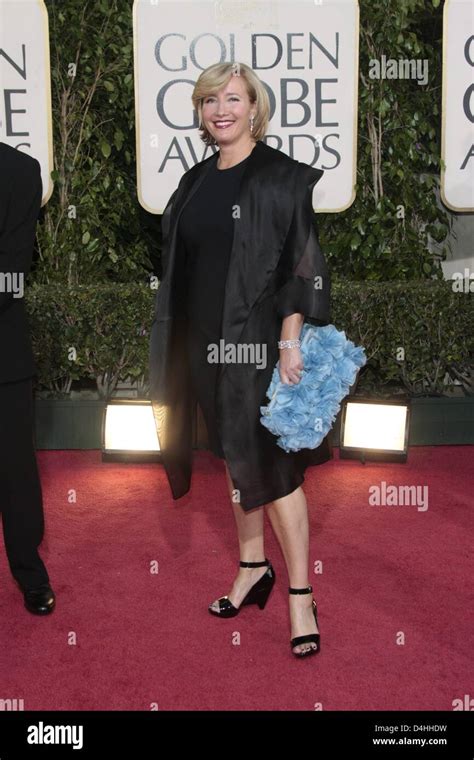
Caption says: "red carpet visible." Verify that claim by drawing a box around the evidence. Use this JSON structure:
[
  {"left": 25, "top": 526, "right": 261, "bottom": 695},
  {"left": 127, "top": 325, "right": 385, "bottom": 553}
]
[{"left": 0, "top": 446, "right": 472, "bottom": 711}]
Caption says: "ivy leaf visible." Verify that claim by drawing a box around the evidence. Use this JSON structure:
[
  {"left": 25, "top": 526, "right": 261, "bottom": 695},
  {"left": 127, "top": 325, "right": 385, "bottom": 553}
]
[
  {"left": 350, "top": 233, "right": 362, "bottom": 250},
  {"left": 101, "top": 140, "right": 111, "bottom": 158},
  {"left": 114, "top": 130, "right": 124, "bottom": 151},
  {"left": 86, "top": 239, "right": 100, "bottom": 253}
]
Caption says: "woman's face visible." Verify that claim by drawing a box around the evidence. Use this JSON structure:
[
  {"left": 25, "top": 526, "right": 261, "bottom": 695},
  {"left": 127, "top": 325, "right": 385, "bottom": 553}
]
[{"left": 201, "top": 76, "right": 256, "bottom": 147}]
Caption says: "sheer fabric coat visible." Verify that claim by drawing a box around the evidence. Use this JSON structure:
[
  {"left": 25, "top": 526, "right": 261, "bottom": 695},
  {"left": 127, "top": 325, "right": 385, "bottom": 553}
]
[{"left": 149, "top": 139, "right": 332, "bottom": 511}]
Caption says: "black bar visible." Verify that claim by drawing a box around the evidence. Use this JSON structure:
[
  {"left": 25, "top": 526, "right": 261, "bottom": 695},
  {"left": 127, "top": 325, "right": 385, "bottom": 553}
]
[{"left": 0, "top": 710, "right": 472, "bottom": 757}]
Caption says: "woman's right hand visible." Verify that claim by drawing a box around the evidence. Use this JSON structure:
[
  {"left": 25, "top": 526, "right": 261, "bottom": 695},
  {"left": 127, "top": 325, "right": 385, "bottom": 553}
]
[{"left": 279, "top": 346, "right": 304, "bottom": 385}]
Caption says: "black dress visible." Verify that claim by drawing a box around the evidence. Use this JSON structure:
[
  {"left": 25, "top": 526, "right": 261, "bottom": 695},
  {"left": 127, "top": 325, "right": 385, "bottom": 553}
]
[{"left": 178, "top": 154, "right": 250, "bottom": 458}]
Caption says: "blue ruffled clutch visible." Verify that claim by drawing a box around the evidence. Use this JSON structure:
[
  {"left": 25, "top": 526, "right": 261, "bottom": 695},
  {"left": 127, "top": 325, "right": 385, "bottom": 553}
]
[{"left": 260, "top": 323, "right": 367, "bottom": 453}]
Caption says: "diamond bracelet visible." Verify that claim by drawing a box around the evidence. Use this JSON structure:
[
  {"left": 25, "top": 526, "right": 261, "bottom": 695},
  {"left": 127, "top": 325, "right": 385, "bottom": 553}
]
[{"left": 278, "top": 339, "right": 301, "bottom": 349}]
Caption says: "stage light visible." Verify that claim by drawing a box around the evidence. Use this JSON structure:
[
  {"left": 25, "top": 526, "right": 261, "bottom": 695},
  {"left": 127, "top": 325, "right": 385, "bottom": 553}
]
[
  {"left": 339, "top": 398, "right": 410, "bottom": 463},
  {"left": 101, "top": 400, "right": 161, "bottom": 462}
]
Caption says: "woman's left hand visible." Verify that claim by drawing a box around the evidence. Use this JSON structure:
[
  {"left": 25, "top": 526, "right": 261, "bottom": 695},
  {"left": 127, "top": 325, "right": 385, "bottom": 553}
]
[{"left": 279, "top": 346, "right": 304, "bottom": 385}]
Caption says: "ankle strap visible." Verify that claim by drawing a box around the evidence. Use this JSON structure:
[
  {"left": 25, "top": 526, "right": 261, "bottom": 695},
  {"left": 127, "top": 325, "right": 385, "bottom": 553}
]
[
  {"left": 289, "top": 585, "right": 313, "bottom": 594},
  {"left": 240, "top": 558, "right": 269, "bottom": 568}
]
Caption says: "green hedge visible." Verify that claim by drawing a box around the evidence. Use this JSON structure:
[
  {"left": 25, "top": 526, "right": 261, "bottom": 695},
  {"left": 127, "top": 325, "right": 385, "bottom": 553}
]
[{"left": 26, "top": 280, "right": 473, "bottom": 399}]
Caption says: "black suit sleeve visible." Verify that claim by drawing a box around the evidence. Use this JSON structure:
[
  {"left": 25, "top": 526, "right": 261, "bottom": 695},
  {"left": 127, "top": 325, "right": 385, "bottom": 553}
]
[{"left": 0, "top": 157, "right": 42, "bottom": 314}]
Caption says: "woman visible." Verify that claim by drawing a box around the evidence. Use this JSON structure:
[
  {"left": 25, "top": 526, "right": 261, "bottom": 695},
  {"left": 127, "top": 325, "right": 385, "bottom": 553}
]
[{"left": 149, "top": 62, "right": 331, "bottom": 658}]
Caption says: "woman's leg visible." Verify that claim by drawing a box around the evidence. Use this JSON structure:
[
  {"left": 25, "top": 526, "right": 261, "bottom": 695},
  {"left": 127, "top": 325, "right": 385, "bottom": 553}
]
[
  {"left": 266, "top": 486, "right": 319, "bottom": 655},
  {"left": 209, "top": 461, "right": 267, "bottom": 611}
]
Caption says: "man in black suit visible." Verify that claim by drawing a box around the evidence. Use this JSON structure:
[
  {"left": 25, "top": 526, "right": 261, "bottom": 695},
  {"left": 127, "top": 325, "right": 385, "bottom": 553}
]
[{"left": 0, "top": 142, "right": 55, "bottom": 614}]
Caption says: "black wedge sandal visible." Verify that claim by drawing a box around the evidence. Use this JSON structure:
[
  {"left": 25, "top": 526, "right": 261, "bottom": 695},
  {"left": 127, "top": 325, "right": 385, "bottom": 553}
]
[
  {"left": 208, "top": 559, "right": 276, "bottom": 618},
  {"left": 289, "top": 585, "right": 321, "bottom": 657}
]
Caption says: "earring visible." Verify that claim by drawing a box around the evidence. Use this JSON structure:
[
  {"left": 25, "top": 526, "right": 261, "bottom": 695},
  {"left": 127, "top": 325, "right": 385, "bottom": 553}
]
[{"left": 250, "top": 114, "right": 254, "bottom": 133}]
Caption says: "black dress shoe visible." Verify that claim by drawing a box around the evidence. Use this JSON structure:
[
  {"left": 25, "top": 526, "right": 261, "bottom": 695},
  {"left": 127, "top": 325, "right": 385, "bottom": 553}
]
[{"left": 23, "top": 583, "right": 56, "bottom": 615}]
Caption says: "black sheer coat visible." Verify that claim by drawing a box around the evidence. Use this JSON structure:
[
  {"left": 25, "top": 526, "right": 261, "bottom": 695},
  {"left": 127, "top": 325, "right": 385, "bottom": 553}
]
[{"left": 149, "top": 139, "right": 332, "bottom": 511}]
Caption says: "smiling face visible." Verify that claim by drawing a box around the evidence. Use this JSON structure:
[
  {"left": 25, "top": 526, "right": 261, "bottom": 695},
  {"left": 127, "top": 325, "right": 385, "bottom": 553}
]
[{"left": 201, "top": 75, "right": 256, "bottom": 147}]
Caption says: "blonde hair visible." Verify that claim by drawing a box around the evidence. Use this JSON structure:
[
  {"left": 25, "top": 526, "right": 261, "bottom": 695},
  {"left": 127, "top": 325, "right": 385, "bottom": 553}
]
[{"left": 191, "top": 62, "right": 270, "bottom": 145}]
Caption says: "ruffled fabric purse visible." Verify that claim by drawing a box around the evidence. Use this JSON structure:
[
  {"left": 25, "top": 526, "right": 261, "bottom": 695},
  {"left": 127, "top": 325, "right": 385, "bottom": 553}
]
[{"left": 260, "top": 323, "right": 367, "bottom": 453}]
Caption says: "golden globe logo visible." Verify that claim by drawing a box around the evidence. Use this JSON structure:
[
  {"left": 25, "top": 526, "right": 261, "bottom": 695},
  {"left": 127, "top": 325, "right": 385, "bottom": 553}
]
[
  {"left": 441, "top": 0, "right": 474, "bottom": 211},
  {"left": 0, "top": 0, "right": 53, "bottom": 202},
  {"left": 133, "top": 0, "right": 359, "bottom": 214}
]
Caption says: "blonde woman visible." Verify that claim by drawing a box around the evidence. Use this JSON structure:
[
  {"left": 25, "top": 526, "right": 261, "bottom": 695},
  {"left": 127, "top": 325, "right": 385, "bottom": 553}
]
[{"left": 150, "top": 62, "right": 331, "bottom": 657}]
